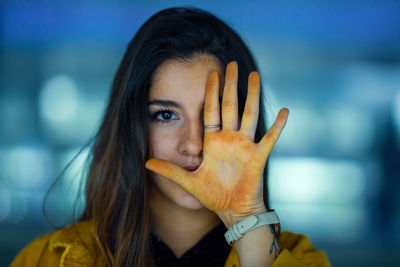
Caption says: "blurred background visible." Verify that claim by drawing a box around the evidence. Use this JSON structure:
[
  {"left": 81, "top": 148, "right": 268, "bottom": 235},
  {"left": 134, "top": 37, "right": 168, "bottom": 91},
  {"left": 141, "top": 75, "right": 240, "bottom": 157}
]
[{"left": 1, "top": 0, "right": 399, "bottom": 266}]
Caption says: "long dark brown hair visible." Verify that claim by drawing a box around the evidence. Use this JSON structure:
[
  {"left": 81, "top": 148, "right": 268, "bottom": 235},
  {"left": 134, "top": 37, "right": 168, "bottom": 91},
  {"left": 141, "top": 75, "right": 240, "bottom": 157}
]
[{"left": 47, "top": 7, "right": 270, "bottom": 266}]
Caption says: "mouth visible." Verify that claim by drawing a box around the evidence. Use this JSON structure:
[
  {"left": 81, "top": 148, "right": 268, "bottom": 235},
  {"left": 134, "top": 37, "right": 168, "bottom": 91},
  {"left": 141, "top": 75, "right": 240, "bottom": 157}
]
[{"left": 183, "top": 165, "right": 200, "bottom": 172}]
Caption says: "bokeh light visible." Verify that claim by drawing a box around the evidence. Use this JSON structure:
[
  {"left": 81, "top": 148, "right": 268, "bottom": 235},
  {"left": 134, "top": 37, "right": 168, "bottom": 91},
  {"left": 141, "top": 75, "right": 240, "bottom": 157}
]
[
  {"left": 2, "top": 146, "right": 52, "bottom": 190},
  {"left": 39, "top": 74, "right": 79, "bottom": 123},
  {"left": 270, "top": 157, "right": 365, "bottom": 205}
]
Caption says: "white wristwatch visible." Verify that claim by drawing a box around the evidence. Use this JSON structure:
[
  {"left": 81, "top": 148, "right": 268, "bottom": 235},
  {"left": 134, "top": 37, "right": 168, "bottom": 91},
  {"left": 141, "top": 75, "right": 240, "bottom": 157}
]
[{"left": 224, "top": 210, "right": 280, "bottom": 245}]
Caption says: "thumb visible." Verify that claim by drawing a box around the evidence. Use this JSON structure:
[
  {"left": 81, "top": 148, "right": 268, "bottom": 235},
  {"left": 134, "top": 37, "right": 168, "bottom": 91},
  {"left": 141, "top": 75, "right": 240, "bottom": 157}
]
[{"left": 145, "top": 159, "right": 195, "bottom": 193}]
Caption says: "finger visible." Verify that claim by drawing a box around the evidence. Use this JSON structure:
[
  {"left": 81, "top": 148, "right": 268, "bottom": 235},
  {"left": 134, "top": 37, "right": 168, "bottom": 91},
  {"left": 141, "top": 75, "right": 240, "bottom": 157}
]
[
  {"left": 240, "top": 72, "right": 260, "bottom": 140},
  {"left": 222, "top": 61, "right": 238, "bottom": 131},
  {"left": 204, "top": 71, "right": 221, "bottom": 132},
  {"left": 145, "top": 159, "right": 195, "bottom": 193},
  {"left": 258, "top": 108, "right": 289, "bottom": 157}
]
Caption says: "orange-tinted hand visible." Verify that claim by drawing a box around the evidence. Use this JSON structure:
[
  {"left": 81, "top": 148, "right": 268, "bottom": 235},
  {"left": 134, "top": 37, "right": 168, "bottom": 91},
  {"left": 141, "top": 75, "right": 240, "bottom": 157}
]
[{"left": 145, "top": 62, "right": 288, "bottom": 226}]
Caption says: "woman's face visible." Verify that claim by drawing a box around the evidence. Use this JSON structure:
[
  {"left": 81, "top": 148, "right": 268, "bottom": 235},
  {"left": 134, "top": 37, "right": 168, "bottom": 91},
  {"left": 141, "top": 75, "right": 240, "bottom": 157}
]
[{"left": 148, "top": 54, "right": 224, "bottom": 210}]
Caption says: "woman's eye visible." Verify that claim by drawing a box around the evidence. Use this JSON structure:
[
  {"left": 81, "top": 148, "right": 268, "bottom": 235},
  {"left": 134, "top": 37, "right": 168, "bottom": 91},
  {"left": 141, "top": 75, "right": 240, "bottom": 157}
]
[{"left": 153, "top": 110, "right": 177, "bottom": 122}]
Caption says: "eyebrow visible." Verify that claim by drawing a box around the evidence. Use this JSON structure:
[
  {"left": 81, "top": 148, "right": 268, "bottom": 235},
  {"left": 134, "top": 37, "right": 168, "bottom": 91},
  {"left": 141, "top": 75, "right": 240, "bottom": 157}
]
[
  {"left": 148, "top": 99, "right": 182, "bottom": 108},
  {"left": 148, "top": 97, "right": 223, "bottom": 108}
]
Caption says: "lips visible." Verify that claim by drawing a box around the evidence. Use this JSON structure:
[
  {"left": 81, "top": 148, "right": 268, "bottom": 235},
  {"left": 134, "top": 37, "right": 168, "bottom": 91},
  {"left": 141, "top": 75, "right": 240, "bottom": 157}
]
[{"left": 183, "top": 165, "right": 200, "bottom": 172}]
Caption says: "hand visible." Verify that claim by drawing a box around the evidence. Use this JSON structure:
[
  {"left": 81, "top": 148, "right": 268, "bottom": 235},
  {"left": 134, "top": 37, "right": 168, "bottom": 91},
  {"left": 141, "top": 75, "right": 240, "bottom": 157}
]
[{"left": 145, "top": 61, "right": 288, "bottom": 227}]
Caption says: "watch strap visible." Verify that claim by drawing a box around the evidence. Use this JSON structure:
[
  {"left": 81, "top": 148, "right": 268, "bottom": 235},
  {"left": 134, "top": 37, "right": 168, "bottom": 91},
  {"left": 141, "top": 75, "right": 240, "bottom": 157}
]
[{"left": 224, "top": 211, "right": 280, "bottom": 245}]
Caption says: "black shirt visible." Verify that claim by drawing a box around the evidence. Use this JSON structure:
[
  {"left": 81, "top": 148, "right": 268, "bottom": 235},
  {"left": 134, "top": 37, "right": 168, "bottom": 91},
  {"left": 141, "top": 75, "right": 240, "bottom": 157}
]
[{"left": 150, "top": 222, "right": 232, "bottom": 267}]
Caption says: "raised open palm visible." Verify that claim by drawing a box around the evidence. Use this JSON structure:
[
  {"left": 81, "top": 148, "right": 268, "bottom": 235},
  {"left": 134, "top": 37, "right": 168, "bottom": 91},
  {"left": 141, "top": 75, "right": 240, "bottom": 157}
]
[{"left": 146, "top": 61, "right": 288, "bottom": 224}]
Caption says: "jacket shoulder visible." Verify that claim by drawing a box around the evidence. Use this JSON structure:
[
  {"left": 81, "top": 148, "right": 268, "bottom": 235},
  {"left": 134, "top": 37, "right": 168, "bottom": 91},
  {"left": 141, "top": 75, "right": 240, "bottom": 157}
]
[
  {"left": 10, "top": 221, "right": 102, "bottom": 267},
  {"left": 10, "top": 232, "right": 53, "bottom": 267},
  {"left": 224, "top": 231, "right": 331, "bottom": 267}
]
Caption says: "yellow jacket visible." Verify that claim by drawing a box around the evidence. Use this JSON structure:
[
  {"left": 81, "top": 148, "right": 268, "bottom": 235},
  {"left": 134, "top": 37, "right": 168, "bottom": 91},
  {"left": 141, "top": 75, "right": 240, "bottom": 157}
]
[{"left": 11, "top": 221, "right": 331, "bottom": 266}]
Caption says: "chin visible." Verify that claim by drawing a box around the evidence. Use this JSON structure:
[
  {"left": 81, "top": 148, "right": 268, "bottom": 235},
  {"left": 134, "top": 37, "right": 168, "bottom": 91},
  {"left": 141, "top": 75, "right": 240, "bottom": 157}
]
[
  {"left": 177, "top": 192, "right": 205, "bottom": 210},
  {"left": 150, "top": 174, "right": 205, "bottom": 210}
]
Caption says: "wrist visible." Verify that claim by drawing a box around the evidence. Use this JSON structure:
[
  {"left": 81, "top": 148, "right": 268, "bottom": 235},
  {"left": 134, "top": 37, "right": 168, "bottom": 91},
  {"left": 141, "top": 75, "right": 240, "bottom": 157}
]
[
  {"left": 233, "top": 225, "right": 278, "bottom": 267},
  {"left": 233, "top": 224, "right": 274, "bottom": 249}
]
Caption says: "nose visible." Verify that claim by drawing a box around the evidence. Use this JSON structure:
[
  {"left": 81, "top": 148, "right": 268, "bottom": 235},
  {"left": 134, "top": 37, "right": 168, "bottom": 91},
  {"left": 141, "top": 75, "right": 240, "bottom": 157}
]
[{"left": 178, "top": 119, "right": 204, "bottom": 156}]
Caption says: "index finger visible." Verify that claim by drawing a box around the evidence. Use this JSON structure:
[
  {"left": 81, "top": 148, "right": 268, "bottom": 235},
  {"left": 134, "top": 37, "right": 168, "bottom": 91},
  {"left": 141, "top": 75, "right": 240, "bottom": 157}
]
[{"left": 258, "top": 108, "right": 289, "bottom": 156}]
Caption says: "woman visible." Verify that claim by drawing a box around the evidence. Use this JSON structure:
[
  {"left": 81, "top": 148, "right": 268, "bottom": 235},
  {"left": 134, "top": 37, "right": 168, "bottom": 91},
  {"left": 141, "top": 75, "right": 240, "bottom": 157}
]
[{"left": 11, "top": 7, "right": 330, "bottom": 266}]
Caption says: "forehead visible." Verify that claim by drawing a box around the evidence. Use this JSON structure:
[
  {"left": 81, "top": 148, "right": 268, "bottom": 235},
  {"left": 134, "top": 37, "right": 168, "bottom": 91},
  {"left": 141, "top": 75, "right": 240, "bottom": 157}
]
[{"left": 149, "top": 55, "right": 224, "bottom": 102}]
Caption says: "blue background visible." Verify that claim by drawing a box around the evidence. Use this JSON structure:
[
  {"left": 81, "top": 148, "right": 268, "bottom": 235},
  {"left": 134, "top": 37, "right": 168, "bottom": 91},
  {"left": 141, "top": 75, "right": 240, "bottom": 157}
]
[{"left": 1, "top": 0, "right": 400, "bottom": 266}]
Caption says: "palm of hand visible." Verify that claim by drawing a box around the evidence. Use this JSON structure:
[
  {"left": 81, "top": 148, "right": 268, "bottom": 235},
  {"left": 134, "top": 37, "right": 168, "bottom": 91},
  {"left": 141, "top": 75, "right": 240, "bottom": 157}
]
[{"left": 195, "top": 130, "right": 266, "bottom": 214}]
